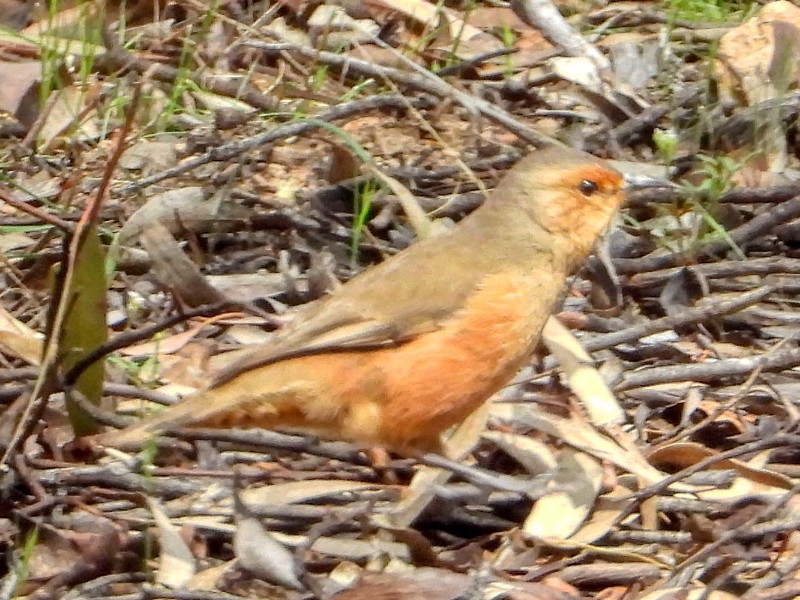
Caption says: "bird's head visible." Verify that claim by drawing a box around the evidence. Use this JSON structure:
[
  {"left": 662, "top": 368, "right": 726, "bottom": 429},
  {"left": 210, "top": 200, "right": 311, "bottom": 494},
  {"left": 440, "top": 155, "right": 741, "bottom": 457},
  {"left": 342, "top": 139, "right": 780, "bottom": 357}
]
[{"left": 493, "top": 145, "right": 627, "bottom": 265}]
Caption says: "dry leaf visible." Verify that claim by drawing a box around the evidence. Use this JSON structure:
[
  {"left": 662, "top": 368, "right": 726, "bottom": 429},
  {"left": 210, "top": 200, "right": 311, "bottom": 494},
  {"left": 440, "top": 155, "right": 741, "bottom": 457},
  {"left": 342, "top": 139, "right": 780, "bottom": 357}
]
[
  {"left": 541, "top": 317, "right": 624, "bottom": 426},
  {"left": 147, "top": 497, "right": 196, "bottom": 588},
  {"left": 523, "top": 448, "right": 603, "bottom": 540},
  {"left": 0, "top": 305, "right": 43, "bottom": 365},
  {"left": 0, "top": 60, "right": 40, "bottom": 125},
  {"left": 494, "top": 403, "right": 665, "bottom": 484},
  {"left": 242, "top": 480, "right": 383, "bottom": 507},
  {"left": 234, "top": 491, "right": 304, "bottom": 590},
  {"left": 648, "top": 442, "right": 794, "bottom": 494}
]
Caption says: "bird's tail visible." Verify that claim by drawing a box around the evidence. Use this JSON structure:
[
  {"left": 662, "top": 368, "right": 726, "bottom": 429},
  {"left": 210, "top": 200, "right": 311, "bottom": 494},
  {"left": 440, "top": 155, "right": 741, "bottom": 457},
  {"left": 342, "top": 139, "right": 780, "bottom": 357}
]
[
  {"left": 93, "top": 364, "right": 299, "bottom": 447},
  {"left": 92, "top": 387, "right": 226, "bottom": 449}
]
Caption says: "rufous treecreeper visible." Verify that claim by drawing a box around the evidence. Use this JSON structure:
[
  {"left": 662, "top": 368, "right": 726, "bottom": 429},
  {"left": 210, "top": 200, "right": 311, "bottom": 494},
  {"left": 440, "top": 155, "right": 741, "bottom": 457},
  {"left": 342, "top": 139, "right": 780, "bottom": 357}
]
[{"left": 96, "top": 145, "right": 626, "bottom": 454}]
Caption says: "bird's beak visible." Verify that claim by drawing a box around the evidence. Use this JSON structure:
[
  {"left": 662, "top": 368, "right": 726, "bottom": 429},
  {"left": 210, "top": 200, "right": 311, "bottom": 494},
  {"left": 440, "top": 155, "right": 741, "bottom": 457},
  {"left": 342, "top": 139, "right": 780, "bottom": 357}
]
[{"left": 622, "top": 173, "right": 677, "bottom": 192}]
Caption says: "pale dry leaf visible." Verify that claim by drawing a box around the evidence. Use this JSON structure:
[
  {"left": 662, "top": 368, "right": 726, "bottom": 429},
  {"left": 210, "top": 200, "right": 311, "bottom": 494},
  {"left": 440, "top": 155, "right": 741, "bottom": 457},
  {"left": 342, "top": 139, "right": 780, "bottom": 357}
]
[
  {"left": 264, "top": 16, "right": 312, "bottom": 48},
  {"left": 640, "top": 493, "right": 660, "bottom": 532},
  {"left": 468, "top": 6, "right": 528, "bottom": 29},
  {"left": 0, "top": 305, "right": 43, "bottom": 365},
  {"left": 0, "top": 331, "right": 42, "bottom": 366},
  {"left": 169, "top": 521, "right": 413, "bottom": 563},
  {"left": 548, "top": 56, "right": 603, "bottom": 93},
  {"left": 120, "top": 313, "right": 241, "bottom": 357},
  {"left": 234, "top": 496, "right": 303, "bottom": 590},
  {"left": 368, "top": 0, "right": 484, "bottom": 43},
  {"left": 140, "top": 222, "right": 225, "bottom": 307},
  {"left": 119, "top": 186, "right": 248, "bottom": 244},
  {"left": 648, "top": 443, "right": 794, "bottom": 498},
  {"left": 482, "top": 431, "right": 557, "bottom": 475},
  {"left": 222, "top": 323, "right": 275, "bottom": 346},
  {"left": 241, "top": 480, "right": 383, "bottom": 508},
  {"left": 0, "top": 230, "right": 35, "bottom": 253},
  {"left": 541, "top": 317, "right": 624, "bottom": 426},
  {"left": 308, "top": 3, "right": 381, "bottom": 48},
  {"left": 328, "top": 560, "right": 363, "bottom": 589},
  {"left": 331, "top": 568, "right": 472, "bottom": 600},
  {"left": 522, "top": 448, "right": 602, "bottom": 540},
  {"left": 302, "top": 534, "right": 411, "bottom": 562},
  {"left": 485, "top": 579, "right": 585, "bottom": 600},
  {"left": 0, "top": 60, "right": 40, "bottom": 123},
  {"left": 569, "top": 483, "right": 636, "bottom": 545},
  {"left": 118, "top": 186, "right": 203, "bottom": 243},
  {"left": 25, "top": 528, "right": 80, "bottom": 583},
  {"left": 602, "top": 34, "right": 660, "bottom": 90},
  {"left": 379, "top": 466, "right": 449, "bottom": 530},
  {"left": 494, "top": 404, "right": 665, "bottom": 484},
  {"left": 186, "top": 560, "right": 236, "bottom": 591},
  {"left": 147, "top": 497, "right": 196, "bottom": 588},
  {"left": 191, "top": 90, "right": 256, "bottom": 115},
  {"left": 10, "top": 169, "right": 61, "bottom": 203},
  {"left": 119, "top": 139, "right": 178, "bottom": 175},
  {"left": 21, "top": 0, "right": 105, "bottom": 41},
  {"left": 37, "top": 86, "right": 102, "bottom": 150},
  {"left": 442, "top": 395, "right": 492, "bottom": 460}
]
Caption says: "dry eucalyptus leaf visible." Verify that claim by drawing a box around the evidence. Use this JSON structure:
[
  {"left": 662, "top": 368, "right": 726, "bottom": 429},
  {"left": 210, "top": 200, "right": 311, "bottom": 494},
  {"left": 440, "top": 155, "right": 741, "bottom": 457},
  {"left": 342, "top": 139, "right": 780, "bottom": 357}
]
[
  {"left": 370, "top": 0, "right": 500, "bottom": 58},
  {"left": 381, "top": 402, "right": 490, "bottom": 529},
  {"left": 191, "top": 90, "right": 256, "bottom": 115},
  {"left": 308, "top": 3, "right": 380, "bottom": 48},
  {"left": 241, "top": 480, "right": 382, "bottom": 508},
  {"left": 522, "top": 448, "right": 602, "bottom": 540},
  {"left": 119, "top": 186, "right": 247, "bottom": 244},
  {"left": 140, "top": 222, "right": 225, "bottom": 307},
  {"left": 548, "top": 56, "right": 603, "bottom": 93},
  {"left": 0, "top": 231, "right": 35, "bottom": 253},
  {"left": 648, "top": 442, "right": 794, "bottom": 496},
  {"left": 570, "top": 483, "right": 635, "bottom": 545},
  {"left": 186, "top": 560, "right": 236, "bottom": 591},
  {"left": 275, "top": 533, "right": 411, "bottom": 562},
  {"left": 119, "top": 313, "right": 235, "bottom": 357},
  {"left": 0, "top": 305, "right": 43, "bottom": 365},
  {"left": 378, "top": 466, "right": 450, "bottom": 530},
  {"left": 37, "top": 85, "right": 103, "bottom": 150},
  {"left": 541, "top": 317, "right": 624, "bottom": 426},
  {"left": 603, "top": 34, "right": 659, "bottom": 91},
  {"left": 147, "top": 497, "right": 196, "bottom": 588},
  {"left": 119, "top": 139, "right": 178, "bottom": 175},
  {"left": 234, "top": 495, "right": 304, "bottom": 590},
  {"left": 205, "top": 273, "right": 288, "bottom": 303},
  {"left": 483, "top": 431, "right": 557, "bottom": 475},
  {"left": 0, "top": 60, "right": 40, "bottom": 125},
  {"left": 494, "top": 404, "right": 664, "bottom": 485}
]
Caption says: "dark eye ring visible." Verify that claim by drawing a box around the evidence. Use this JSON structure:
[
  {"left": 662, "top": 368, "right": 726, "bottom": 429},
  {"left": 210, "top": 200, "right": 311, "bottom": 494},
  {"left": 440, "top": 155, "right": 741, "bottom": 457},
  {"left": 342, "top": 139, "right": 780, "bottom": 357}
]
[{"left": 578, "top": 179, "right": 599, "bottom": 196}]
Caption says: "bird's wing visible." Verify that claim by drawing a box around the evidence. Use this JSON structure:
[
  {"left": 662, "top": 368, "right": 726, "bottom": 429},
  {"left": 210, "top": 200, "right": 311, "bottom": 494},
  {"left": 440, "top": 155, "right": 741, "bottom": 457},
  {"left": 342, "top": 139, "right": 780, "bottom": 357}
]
[
  {"left": 211, "top": 236, "right": 484, "bottom": 386},
  {"left": 212, "top": 230, "right": 494, "bottom": 386},
  {"left": 210, "top": 315, "right": 432, "bottom": 386}
]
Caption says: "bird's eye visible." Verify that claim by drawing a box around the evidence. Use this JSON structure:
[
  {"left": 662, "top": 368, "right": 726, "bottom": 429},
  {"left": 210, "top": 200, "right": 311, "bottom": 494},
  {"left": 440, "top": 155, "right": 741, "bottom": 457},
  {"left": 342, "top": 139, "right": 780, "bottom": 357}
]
[{"left": 578, "top": 179, "right": 599, "bottom": 196}]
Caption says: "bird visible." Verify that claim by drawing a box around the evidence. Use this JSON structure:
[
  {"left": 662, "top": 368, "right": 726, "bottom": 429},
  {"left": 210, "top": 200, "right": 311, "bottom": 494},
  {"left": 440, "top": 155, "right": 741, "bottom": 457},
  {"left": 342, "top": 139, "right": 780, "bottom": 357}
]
[{"left": 96, "top": 145, "right": 626, "bottom": 454}]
